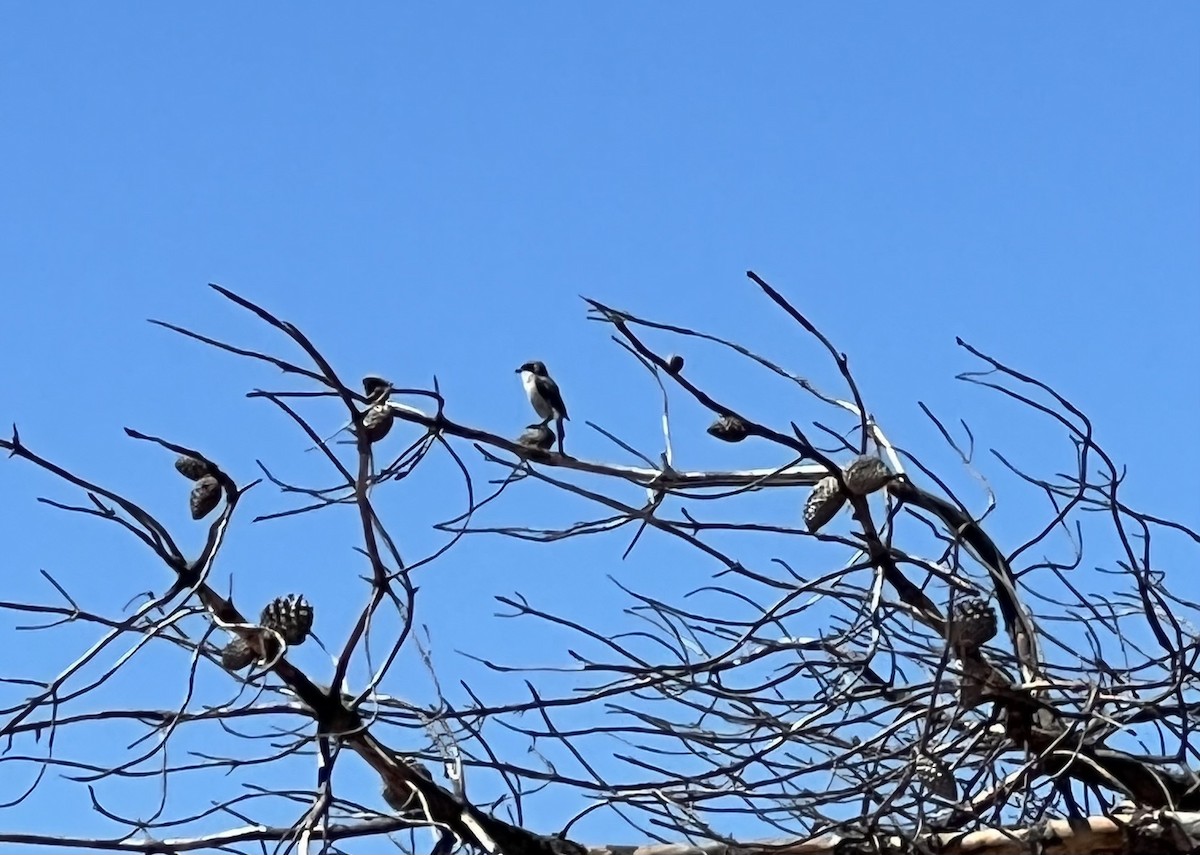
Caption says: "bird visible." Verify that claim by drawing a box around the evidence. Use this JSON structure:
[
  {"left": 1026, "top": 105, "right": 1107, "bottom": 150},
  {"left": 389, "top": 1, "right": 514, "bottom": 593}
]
[
  {"left": 516, "top": 361, "right": 568, "bottom": 453},
  {"left": 362, "top": 374, "right": 393, "bottom": 400},
  {"left": 306, "top": 376, "right": 395, "bottom": 453}
]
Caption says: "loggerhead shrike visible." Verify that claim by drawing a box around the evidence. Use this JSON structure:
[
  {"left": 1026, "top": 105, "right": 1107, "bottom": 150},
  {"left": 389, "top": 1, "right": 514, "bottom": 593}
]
[{"left": 516, "top": 361, "right": 568, "bottom": 453}]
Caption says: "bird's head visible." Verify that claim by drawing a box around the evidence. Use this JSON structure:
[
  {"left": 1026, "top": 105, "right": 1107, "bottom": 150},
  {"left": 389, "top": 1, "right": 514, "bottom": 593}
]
[
  {"left": 516, "top": 360, "right": 547, "bottom": 376},
  {"left": 362, "top": 375, "right": 393, "bottom": 400}
]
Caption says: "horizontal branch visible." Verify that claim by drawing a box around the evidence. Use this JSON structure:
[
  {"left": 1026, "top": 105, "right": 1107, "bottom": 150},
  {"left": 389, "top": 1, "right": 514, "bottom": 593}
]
[
  {"left": 3, "top": 809, "right": 1194, "bottom": 854},
  {"left": 381, "top": 400, "right": 830, "bottom": 490}
]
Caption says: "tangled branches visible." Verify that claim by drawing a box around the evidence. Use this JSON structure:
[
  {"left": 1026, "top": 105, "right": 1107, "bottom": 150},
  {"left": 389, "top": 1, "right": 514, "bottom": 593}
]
[{"left": 0, "top": 272, "right": 1197, "bottom": 854}]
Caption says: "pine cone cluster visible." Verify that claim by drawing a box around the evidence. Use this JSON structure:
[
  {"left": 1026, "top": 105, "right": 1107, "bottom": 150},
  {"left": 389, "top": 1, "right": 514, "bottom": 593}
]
[
  {"left": 218, "top": 594, "right": 315, "bottom": 672},
  {"left": 803, "top": 455, "right": 894, "bottom": 532},
  {"left": 173, "top": 455, "right": 222, "bottom": 520}
]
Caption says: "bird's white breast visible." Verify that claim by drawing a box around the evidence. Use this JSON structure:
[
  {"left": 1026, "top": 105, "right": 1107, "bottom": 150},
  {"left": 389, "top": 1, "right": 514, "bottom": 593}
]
[{"left": 521, "top": 370, "right": 555, "bottom": 419}]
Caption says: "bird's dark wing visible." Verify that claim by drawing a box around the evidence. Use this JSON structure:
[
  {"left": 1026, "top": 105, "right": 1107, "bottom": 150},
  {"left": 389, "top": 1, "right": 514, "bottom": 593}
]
[{"left": 535, "top": 375, "right": 568, "bottom": 420}]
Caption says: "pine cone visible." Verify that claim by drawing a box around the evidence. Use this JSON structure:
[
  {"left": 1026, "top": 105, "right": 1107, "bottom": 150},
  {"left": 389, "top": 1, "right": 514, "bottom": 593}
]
[
  {"left": 174, "top": 455, "right": 212, "bottom": 481},
  {"left": 913, "top": 754, "right": 959, "bottom": 800},
  {"left": 707, "top": 414, "right": 750, "bottom": 443},
  {"left": 803, "top": 476, "right": 845, "bottom": 532},
  {"left": 260, "top": 594, "right": 314, "bottom": 646},
  {"left": 220, "top": 637, "right": 256, "bottom": 671},
  {"left": 516, "top": 423, "right": 554, "bottom": 451},
  {"left": 666, "top": 354, "right": 685, "bottom": 374},
  {"left": 361, "top": 404, "right": 394, "bottom": 443},
  {"left": 189, "top": 475, "right": 221, "bottom": 520},
  {"left": 842, "top": 455, "right": 892, "bottom": 496},
  {"left": 949, "top": 597, "right": 998, "bottom": 654}
]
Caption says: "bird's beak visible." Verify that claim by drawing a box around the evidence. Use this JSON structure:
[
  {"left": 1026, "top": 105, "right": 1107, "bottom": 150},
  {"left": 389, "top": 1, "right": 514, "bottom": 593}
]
[{"left": 514, "top": 368, "right": 522, "bottom": 373}]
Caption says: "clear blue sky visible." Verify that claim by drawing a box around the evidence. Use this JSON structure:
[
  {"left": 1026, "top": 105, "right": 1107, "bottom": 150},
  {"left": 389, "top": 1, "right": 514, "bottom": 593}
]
[{"left": 0, "top": 4, "right": 1197, "bottom": 851}]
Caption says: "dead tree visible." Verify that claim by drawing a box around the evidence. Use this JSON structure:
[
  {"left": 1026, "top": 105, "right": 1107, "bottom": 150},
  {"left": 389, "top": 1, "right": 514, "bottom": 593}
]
[{"left": 1, "top": 272, "right": 1197, "bottom": 854}]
